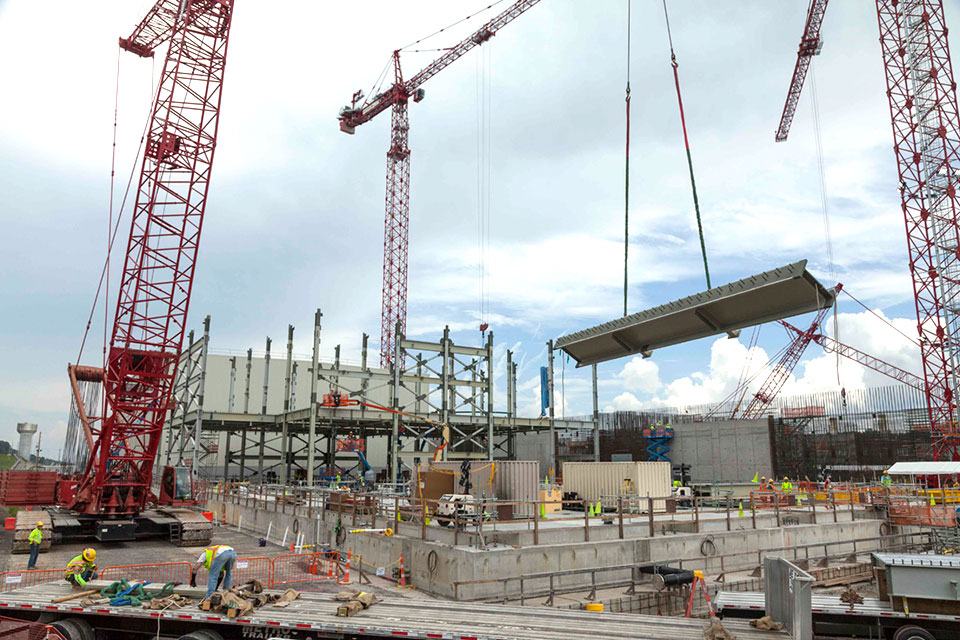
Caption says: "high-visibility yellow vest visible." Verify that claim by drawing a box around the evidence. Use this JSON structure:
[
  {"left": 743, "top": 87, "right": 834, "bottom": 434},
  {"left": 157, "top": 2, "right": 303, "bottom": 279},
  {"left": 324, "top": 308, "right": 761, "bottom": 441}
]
[
  {"left": 28, "top": 527, "right": 42, "bottom": 545},
  {"left": 201, "top": 545, "right": 233, "bottom": 570}
]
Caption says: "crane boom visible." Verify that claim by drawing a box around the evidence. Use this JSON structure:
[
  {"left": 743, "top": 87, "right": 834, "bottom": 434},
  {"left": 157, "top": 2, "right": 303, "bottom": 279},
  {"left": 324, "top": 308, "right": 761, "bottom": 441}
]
[
  {"left": 775, "top": 0, "right": 829, "bottom": 142},
  {"left": 876, "top": 0, "right": 960, "bottom": 460},
  {"left": 69, "top": 0, "right": 235, "bottom": 516},
  {"left": 783, "top": 321, "right": 935, "bottom": 398},
  {"left": 338, "top": 0, "right": 542, "bottom": 367}
]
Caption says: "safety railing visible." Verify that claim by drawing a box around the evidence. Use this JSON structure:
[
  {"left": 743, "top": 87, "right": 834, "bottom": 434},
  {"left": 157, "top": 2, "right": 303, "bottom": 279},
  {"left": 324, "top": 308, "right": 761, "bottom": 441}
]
[
  {"left": 0, "top": 613, "right": 68, "bottom": 640},
  {"left": 100, "top": 562, "right": 193, "bottom": 585},
  {"left": 0, "top": 569, "right": 65, "bottom": 593}
]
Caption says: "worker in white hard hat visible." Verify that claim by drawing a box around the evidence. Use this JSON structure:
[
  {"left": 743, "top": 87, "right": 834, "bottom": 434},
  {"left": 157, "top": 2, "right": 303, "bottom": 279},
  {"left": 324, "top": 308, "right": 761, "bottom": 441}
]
[{"left": 27, "top": 521, "right": 43, "bottom": 569}]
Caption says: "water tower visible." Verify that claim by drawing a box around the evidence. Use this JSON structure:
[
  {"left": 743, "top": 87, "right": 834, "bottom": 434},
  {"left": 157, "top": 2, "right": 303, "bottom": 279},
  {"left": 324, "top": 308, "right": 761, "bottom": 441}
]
[{"left": 16, "top": 423, "right": 37, "bottom": 460}]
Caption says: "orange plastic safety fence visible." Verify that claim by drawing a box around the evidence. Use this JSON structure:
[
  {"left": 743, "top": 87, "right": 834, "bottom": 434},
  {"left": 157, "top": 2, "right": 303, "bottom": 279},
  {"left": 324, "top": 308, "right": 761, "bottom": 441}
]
[
  {"left": 0, "top": 614, "right": 67, "bottom": 640},
  {"left": 0, "top": 570, "right": 65, "bottom": 593},
  {"left": 100, "top": 562, "right": 193, "bottom": 585},
  {"left": 195, "top": 555, "right": 272, "bottom": 589},
  {"left": 270, "top": 552, "right": 337, "bottom": 588}
]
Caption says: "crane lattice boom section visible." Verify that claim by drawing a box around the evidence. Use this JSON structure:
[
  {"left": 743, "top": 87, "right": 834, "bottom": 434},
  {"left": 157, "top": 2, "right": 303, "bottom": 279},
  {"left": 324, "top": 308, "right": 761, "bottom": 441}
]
[
  {"left": 775, "top": 0, "right": 829, "bottom": 142},
  {"left": 876, "top": 0, "right": 960, "bottom": 460},
  {"left": 69, "top": 0, "right": 234, "bottom": 516},
  {"left": 338, "top": 0, "right": 542, "bottom": 367},
  {"left": 741, "top": 298, "right": 837, "bottom": 419}
]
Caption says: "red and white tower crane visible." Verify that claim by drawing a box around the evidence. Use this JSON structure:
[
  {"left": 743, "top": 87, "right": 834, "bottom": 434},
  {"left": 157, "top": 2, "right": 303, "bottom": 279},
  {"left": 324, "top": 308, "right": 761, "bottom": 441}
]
[
  {"left": 68, "top": 0, "right": 235, "bottom": 518},
  {"left": 776, "top": 0, "right": 960, "bottom": 460},
  {"left": 338, "top": 0, "right": 542, "bottom": 367}
]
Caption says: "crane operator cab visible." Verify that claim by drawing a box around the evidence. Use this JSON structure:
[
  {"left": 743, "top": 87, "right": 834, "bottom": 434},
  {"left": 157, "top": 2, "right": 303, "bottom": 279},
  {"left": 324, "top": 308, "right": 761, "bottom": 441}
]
[{"left": 159, "top": 466, "right": 198, "bottom": 506}]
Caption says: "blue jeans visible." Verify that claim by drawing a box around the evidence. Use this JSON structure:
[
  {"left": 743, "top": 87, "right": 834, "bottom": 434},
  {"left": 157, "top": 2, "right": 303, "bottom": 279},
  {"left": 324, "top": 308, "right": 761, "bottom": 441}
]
[
  {"left": 206, "top": 549, "right": 236, "bottom": 597},
  {"left": 27, "top": 544, "right": 39, "bottom": 569}
]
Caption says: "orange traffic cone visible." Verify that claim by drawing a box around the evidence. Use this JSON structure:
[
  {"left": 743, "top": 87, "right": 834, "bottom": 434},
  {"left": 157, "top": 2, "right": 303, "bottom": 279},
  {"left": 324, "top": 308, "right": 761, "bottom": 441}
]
[
  {"left": 343, "top": 548, "right": 351, "bottom": 584},
  {"left": 399, "top": 553, "right": 406, "bottom": 587},
  {"left": 327, "top": 552, "right": 334, "bottom": 580}
]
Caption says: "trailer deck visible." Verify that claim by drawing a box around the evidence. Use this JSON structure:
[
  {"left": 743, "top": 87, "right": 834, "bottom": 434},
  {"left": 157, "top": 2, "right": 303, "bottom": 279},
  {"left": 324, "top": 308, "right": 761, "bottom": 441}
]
[
  {"left": 0, "top": 581, "right": 786, "bottom": 640},
  {"left": 717, "top": 590, "right": 960, "bottom": 638}
]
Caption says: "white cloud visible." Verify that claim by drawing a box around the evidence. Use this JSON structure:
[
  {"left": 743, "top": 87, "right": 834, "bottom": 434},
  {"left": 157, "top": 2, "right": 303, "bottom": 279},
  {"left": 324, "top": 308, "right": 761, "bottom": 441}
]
[{"left": 617, "top": 357, "right": 662, "bottom": 394}]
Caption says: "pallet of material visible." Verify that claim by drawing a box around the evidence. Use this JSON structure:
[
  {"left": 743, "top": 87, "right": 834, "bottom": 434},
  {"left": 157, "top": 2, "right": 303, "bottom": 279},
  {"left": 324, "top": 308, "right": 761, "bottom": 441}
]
[
  {"left": 11, "top": 510, "right": 52, "bottom": 553},
  {"left": 0, "top": 581, "right": 789, "bottom": 640}
]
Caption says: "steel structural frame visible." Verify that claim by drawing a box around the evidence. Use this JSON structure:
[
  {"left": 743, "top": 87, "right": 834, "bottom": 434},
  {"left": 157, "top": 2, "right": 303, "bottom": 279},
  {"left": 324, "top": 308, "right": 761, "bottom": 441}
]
[
  {"left": 775, "top": 0, "right": 830, "bottom": 142},
  {"left": 71, "top": 0, "right": 234, "bottom": 515},
  {"left": 338, "top": 1, "right": 542, "bottom": 367},
  {"left": 876, "top": 0, "right": 960, "bottom": 460},
  {"left": 162, "top": 317, "right": 594, "bottom": 484},
  {"left": 165, "top": 315, "right": 217, "bottom": 473}
]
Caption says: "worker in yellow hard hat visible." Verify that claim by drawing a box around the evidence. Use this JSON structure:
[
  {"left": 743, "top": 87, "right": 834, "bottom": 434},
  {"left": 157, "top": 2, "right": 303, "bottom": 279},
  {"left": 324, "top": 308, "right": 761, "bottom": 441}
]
[
  {"left": 65, "top": 548, "right": 97, "bottom": 589},
  {"left": 880, "top": 470, "right": 893, "bottom": 488},
  {"left": 27, "top": 521, "right": 43, "bottom": 570}
]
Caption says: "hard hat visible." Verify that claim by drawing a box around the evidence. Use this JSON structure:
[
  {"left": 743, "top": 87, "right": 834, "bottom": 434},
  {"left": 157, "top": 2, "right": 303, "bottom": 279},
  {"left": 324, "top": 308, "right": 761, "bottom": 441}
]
[
  {"left": 36, "top": 521, "right": 43, "bottom": 527},
  {"left": 783, "top": 477, "right": 788, "bottom": 481},
  {"left": 82, "top": 548, "right": 96, "bottom": 562}
]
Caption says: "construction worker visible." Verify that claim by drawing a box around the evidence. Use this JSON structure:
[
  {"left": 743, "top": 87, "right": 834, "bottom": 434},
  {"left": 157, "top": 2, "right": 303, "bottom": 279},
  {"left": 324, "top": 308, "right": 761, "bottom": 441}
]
[
  {"left": 193, "top": 544, "right": 237, "bottom": 599},
  {"left": 781, "top": 477, "right": 793, "bottom": 492},
  {"left": 27, "top": 521, "right": 43, "bottom": 569},
  {"left": 880, "top": 470, "right": 893, "bottom": 488},
  {"left": 672, "top": 479, "right": 682, "bottom": 489},
  {"left": 65, "top": 549, "right": 97, "bottom": 589}
]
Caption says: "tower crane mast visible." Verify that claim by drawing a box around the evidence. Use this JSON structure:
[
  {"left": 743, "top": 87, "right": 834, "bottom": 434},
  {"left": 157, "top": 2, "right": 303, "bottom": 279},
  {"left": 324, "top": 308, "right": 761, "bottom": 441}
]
[
  {"left": 339, "top": 0, "right": 542, "bottom": 367},
  {"left": 68, "top": 0, "right": 235, "bottom": 517}
]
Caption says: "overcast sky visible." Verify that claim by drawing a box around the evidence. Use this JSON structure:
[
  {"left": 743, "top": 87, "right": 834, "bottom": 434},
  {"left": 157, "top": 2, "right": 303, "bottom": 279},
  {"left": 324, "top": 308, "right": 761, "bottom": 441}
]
[{"left": 1, "top": 0, "right": 953, "bottom": 460}]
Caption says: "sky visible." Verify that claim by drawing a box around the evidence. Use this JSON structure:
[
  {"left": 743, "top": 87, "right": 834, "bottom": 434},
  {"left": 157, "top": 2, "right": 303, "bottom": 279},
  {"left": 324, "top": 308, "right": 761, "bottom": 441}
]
[{"left": 1, "top": 0, "right": 953, "bottom": 460}]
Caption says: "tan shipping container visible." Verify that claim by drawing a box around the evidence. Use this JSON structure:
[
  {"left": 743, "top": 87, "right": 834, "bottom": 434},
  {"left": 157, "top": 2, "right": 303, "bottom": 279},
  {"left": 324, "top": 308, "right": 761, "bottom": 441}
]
[
  {"left": 562, "top": 461, "right": 671, "bottom": 509},
  {"left": 427, "top": 460, "right": 539, "bottom": 518}
]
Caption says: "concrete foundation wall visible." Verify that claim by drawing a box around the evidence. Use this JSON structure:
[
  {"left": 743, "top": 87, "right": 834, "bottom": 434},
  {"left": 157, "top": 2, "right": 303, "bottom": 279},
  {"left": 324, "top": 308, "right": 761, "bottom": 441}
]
[
  {"left": 209, "top": 497, "right": 884, "bottom": 601},
  {"left": 670, "top": 419, "right": 773, "bottom": 483}
]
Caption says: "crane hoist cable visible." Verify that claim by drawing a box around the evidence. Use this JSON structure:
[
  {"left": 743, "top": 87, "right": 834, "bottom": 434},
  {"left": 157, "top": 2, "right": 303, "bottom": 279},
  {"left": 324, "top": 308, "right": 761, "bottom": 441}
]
[
  {"left": 623, "top": 0, "right": 632, "bottom": 316},
  {"left": 661, "top": 0, "right": 711, "bottom": 289},
  {"left": 76, "top": 54, "right": 156, "bottom": 367}
]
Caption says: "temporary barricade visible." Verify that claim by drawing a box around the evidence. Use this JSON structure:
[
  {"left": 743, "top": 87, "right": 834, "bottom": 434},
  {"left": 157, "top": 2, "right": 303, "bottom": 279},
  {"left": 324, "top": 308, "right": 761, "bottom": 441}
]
[
  {"left": 0, "top": 613, "right": 67, "bottom": 640},
  {"left": 100, "top": 562, "right": 193, "bottom": 586},
  {"left": 889, "top": 503, "right": 958, "bottom": 527},
  {"left": 270, "top": 552, "right": 337, "bottom": 588},
  {"left": 0, "top": 570, "right": 64, "bottom": 594},
  {"left": 195, "top": 555, "right": 273, "bottom": 589}
]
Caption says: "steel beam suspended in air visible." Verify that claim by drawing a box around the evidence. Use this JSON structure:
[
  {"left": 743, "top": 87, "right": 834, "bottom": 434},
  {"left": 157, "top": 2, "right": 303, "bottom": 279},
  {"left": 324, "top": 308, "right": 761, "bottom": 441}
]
[{"left": 775, "top": 0, "right": 830, "bottom": 142}]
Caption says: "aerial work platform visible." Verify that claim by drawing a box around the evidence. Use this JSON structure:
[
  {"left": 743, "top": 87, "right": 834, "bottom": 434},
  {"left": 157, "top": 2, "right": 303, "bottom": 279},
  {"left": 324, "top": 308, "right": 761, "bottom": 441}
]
[{"left": 557, "top": 260, "right": 835, "bottom": 366}]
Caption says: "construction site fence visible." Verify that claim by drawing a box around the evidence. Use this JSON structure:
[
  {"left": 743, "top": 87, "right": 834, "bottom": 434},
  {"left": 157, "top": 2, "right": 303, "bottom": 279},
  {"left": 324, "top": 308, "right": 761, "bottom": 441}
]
[
  {"left": 450, "top": 530, "right": 932, "bottom": 603},
  {"left": 0, "top": 613, "right": 68, "bottom": 640},
  {"left": 0, "top": 553, "right": 342, "bottom": 595},
  {"left": 101, "top": 562, "right": 193, "bottom": 585},
  {"left": 210, "top": 482, "right": 956, "bottom": 549}
]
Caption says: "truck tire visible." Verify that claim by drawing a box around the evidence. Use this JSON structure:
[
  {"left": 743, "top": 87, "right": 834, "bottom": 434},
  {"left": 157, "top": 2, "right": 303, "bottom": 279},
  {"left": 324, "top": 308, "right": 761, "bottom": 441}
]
[
  {"left": 178, "top": 630, "right": 224, "bottom": 640},
  {"left": 892, "top": 625, "right": 935, "bottom": 640},
  {"left": 51, "top": 618, "right": 95, "bottom": 640}
]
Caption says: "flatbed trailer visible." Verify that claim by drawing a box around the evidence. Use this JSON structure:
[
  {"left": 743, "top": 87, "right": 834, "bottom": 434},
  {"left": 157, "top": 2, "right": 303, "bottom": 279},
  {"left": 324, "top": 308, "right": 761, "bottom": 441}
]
[
  {"left": 716, "top": 590, "right": 960, "bottom": 639},
  {"left": 0, "top": 581, "right": 786, "bottom": 640}
]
